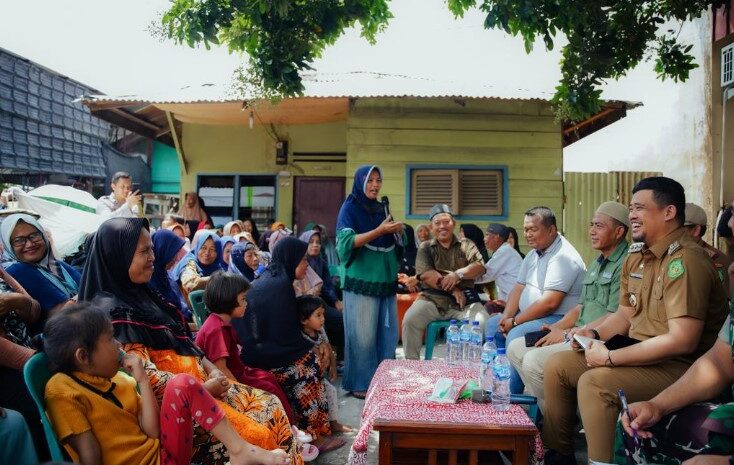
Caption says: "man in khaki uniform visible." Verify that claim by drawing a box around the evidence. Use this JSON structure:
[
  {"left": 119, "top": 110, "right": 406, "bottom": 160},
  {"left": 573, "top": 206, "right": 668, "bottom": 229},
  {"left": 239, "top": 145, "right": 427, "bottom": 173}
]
[
  {"left": 541, "top": 177, "right": 729, "bottom": 465},
  {"left": 402, "top": 204, "right": 487, "bottom": 360},
  {"left": 684, "top": 202, "right": 731, "bottom": 296}
]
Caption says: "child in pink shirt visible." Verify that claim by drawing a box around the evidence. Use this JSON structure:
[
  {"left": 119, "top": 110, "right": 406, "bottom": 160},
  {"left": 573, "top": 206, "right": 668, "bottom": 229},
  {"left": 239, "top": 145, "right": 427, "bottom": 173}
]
[{"left": 196, "top": 272, "right": 317, "bottom": 459}]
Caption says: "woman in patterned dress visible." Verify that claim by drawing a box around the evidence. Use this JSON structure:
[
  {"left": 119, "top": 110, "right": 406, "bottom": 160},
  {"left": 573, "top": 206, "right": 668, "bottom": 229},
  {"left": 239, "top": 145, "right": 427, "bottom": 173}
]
[
  {"left": 79, "top": 217, "right": 302, "bottom": 465},
  {"left": 232, "top": 237, "right": 343, "bottom": 453}
]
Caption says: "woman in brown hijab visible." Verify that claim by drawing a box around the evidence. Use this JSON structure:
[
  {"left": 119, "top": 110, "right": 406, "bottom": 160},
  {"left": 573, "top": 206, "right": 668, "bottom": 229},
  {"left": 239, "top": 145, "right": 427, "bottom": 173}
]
[{"left": 178, "top": 192, "right": 208, "bottom": 222}]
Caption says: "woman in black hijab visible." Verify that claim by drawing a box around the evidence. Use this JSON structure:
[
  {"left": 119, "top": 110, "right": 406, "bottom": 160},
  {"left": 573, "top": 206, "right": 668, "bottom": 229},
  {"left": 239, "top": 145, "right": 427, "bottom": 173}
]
[
  {"left": 79, "top": 218, "right": 300, "bottom": 465},
  {"left": 460, "top": 223, "right": 489, "bottom": 261},
  {"left": 233, "top": 237, "right": 343, "bottom": 452}
]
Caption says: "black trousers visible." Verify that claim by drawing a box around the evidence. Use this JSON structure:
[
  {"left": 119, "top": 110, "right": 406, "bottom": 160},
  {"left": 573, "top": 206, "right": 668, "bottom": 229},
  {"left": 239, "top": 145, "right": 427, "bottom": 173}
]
[
  {"left": 324, "top": 305, "right": 344, "bottom": 360},
  {"left": 0, "top": 367, "right": 50, "bottom": 461}
]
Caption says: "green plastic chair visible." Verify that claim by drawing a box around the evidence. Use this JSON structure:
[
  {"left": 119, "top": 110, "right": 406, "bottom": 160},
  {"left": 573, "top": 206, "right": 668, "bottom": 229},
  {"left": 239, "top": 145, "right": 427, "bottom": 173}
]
[
  {"left": 23, "top": 352, "right": 67, "bottom": 461},
  {"left": 424, "top": 320, "right": 452, "bottom": 360},
  {"left": 188, "top": 289, "right": 209, "bottom": 328}
]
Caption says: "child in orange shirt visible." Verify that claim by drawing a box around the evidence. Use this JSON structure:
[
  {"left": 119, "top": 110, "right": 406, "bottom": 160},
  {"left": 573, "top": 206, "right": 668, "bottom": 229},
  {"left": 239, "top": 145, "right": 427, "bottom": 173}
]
[{"left": 42, "top": 302, "right": 288, "bottom": 465}]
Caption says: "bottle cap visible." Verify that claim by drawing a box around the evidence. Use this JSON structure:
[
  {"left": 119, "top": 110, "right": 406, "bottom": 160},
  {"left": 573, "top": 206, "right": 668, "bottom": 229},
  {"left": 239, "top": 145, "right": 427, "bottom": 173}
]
[
  {"left": 497, "top": 348, "right": 506, "bottom": 355},
  {"left": 472, "top": 321, "right": 479, "bottom": 326},
  {"left": 462, "top": 319, "right": 469, "bottom": 323},
  {"left": 486, "top": 336, "right": 494, "bottom": 342},
  {"left": 450, "top": 319, "right": 457, "bottom": 324}
]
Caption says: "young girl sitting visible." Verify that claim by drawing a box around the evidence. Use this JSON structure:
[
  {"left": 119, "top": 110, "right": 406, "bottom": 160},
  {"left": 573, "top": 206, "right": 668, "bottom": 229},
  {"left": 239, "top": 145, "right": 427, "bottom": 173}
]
[
  {"left": 196, "top": 272, "right": 318, "bottom": 460},
  {"left": 296, "top": 296, "right": 352, "bottom": 433},
  {"left": 41, "top": 302, "right": 289, "bottom": 465}
]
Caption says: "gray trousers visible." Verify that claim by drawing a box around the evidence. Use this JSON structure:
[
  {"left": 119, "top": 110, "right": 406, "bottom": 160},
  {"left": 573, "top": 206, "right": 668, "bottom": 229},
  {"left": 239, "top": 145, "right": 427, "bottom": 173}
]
[{"left": 401, "top": 299, "right": 490, "bottom": 360}]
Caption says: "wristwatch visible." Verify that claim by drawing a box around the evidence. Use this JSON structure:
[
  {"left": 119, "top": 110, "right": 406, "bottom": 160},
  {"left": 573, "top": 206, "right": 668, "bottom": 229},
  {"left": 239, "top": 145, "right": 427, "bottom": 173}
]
[{"left": 455, "top": 270, "right": 465, "bottom": 280}]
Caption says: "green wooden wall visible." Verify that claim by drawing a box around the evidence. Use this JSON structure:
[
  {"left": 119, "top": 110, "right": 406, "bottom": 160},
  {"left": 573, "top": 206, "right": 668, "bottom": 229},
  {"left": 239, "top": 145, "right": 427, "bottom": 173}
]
[{"left": 346, "top": 97, "right": 564, "bottom": 250}]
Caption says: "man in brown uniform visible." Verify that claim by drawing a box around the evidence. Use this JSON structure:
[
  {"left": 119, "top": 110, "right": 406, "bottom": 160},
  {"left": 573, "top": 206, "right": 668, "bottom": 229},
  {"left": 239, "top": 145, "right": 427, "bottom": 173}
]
[
  {"left": 542, "top": 177, "right": 728, "bottom": 465},
  {"left": 401, "top": 204, "right": 487, "bottom": 359},
  {"left": 684, "top": 202, "right": 732, "bottom": 296}
]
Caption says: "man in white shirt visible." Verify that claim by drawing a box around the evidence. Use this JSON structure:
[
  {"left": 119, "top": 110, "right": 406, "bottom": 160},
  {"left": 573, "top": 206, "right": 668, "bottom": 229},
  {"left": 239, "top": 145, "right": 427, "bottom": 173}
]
[
  {"left": 96, "top": 171, "right": 140, "bottom": 218},
  {"left": 476, "top": 223, "right": 523, "bottom": 306}
]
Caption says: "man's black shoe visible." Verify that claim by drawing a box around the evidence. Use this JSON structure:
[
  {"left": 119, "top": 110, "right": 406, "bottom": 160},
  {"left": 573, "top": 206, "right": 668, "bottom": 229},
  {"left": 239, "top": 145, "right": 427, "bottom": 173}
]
[{"left": 544, "top": 449, "right": 578, "bottom": 465}]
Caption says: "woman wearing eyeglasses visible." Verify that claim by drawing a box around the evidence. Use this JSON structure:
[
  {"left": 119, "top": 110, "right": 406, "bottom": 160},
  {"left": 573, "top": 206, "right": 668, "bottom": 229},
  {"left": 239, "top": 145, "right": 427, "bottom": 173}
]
[{"left": 0, "top": 213, "right": 80, "bottom": 326}]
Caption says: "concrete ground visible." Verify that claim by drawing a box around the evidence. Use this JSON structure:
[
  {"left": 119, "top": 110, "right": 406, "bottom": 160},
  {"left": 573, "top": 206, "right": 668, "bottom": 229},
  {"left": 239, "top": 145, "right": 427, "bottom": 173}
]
[{"left": 312, "top": 341, "right": 588, "bottom": 465}]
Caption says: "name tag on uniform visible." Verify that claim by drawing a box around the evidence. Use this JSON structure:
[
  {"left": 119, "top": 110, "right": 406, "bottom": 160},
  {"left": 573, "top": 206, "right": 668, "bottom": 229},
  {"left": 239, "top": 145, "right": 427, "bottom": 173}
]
[
  {"left": 602, "top": 271, "right": 613, "bottom": 279},
  {"left": 630, "top": 272, "right": 643, "bottom": 279}
]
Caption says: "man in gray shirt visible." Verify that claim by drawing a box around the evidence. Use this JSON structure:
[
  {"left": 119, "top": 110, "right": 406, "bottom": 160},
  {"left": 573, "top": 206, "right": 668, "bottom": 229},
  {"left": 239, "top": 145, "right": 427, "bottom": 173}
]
[
  {"left": 475, "top": 223, "right": 523, "bottom": 306},
  {"left": 484, "top": 206, "right": 586, "bottom": 393}
]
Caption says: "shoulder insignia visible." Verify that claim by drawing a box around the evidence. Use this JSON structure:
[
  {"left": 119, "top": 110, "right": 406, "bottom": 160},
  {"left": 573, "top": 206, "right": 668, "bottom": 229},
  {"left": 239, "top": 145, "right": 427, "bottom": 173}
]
[
  {"left": 628, "top": 243, "right": 644, "bottom": 253},
  {"left": 668, "top": 241, "right": 681, "bottom": 255},
  {"left": 667, "top": 258, "right": 685, "bottom": 280},
  {"left": 718, "top": 269, "right": 726, "bottom": 283}
]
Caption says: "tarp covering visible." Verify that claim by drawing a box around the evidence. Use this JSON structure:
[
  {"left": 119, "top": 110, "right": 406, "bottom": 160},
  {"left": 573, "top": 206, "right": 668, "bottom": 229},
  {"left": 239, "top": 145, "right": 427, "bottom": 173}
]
[{"left": 10, "top": 185, "right": 106, "bottom": 258}]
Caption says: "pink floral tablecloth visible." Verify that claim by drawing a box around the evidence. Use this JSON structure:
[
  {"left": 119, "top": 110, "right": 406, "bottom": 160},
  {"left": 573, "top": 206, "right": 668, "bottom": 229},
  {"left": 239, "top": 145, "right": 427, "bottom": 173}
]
[{"left": 347, "top": 359, "right": 543, "bottom": 465}]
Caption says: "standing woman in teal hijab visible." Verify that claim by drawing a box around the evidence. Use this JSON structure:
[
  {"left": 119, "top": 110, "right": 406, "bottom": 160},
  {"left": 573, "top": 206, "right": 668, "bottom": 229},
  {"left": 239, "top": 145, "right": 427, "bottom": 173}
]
[{"left": 336, "top": 165, "right": 404, "bottom": 398}]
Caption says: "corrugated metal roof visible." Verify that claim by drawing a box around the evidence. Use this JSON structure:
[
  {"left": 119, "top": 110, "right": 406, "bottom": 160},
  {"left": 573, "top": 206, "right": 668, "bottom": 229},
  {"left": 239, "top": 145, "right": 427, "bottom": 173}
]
[
  {"left": 80, "top": 71, "right": 571, "bottom": 105},
  {"left": 0, "top": 48, "right": 108, "bottom": 178}
]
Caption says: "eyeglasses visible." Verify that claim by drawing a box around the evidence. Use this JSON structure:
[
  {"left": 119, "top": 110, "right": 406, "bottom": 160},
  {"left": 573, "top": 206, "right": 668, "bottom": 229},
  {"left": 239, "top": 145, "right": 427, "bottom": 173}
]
[{"left": 10, "top": 231, "right": 44, "bottom": 247}]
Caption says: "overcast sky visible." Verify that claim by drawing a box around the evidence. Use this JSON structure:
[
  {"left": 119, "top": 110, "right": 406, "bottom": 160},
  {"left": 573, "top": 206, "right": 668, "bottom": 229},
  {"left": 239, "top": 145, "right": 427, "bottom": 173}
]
[{"left": 0, "top": 0, "right": 705, "bottom": 171}]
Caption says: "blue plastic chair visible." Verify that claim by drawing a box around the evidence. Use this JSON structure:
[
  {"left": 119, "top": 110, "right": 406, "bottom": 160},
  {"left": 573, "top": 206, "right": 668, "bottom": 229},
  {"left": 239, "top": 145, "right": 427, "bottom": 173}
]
[
  {"left": 23, "top": 352, "right": 67, "bottom": 461},
  {"left": 423, "top": 320, "right": 451, "bottom": 360},
  {"left": 188, "top": 289, "right": 209, "bottom": 328}
]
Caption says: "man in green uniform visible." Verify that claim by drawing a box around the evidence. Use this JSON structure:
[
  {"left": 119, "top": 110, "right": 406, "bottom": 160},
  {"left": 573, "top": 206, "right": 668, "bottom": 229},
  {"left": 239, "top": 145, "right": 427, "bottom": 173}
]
[
  {"left": 542, "top": 177, "right": 729, "bottom": 465},
  {"left": 507, "top": 201, "right": 629, "bottom": 411}
]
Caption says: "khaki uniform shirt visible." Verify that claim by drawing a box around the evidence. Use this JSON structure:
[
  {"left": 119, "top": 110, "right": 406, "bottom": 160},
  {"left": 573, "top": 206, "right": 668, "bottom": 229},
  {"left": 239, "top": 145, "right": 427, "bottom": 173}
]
[
  {"left": 621, "top": 228, "right": 729, "bottom": 363},
  {"left": 415, "top": 234, "right": 484, "bottom": 311},
  {"left": 697, "top": 238, "right": 732, "bottom": 297},
  {"left": 576, "top": 240, "right": 629, "bottom": 327}
]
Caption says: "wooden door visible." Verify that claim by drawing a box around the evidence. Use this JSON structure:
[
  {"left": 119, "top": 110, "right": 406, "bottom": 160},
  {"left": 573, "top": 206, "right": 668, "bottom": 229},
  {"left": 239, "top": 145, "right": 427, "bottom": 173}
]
[{"left": 293, "top": 176, "right": 345, "bottom": 240}]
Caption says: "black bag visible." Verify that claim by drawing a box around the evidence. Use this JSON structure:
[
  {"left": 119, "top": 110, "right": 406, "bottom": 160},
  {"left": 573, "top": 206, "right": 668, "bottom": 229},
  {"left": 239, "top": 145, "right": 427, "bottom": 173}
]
[{"left": 717, "top": 207, "right": 733, "bottom": 239}]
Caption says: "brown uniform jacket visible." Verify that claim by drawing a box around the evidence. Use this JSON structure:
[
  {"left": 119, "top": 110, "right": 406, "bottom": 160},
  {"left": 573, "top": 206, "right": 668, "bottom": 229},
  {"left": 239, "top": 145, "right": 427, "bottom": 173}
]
[
  {"left": 415, "top": 235, "right": 484, "bottom": 311},
  {"left": 621, "top": 227, "right": 728, "bottom": 364},
  {"left": 697, "top": 238, "right": 732, "bottom": 297}
]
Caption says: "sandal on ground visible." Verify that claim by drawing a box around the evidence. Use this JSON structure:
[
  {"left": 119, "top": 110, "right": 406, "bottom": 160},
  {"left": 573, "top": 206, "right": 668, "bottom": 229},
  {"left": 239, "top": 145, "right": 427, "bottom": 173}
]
[
  {"left": 292, "top": 425, "right": 312, "bottom": 443},
  {"left": 351, "top": 390, "right": 367, "bottom": 399},
  {"left": 301, "top": 443, "right": 319, "bottom": 462},
  {"left": 315, "top": 436, "right": 347, "bottom": 453}
]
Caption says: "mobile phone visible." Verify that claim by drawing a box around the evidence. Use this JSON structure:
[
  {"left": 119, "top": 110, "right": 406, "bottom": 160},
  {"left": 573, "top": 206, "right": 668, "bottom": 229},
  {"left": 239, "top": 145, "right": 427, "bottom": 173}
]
[
  {"left": 132, "top": 182, "right": 141, "bottom": 193},
  {"left": 524, "top": 329, "right": 551, "bottom": 347},
  {"left": 573, "top": 334, "right": 596, "bottom": 351},
  {"left": 604, "top": 334, "right": 641, "bottom": 350}
]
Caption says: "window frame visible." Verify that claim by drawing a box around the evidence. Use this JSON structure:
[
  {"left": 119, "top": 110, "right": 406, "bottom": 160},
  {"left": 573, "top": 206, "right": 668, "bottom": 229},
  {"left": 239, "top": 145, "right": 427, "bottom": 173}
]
[
  {"left": 195, "top": 173, "right": 278, "bottom": 224},
  {"left": 404, "top": 164, "right": 509, "bottom": 221}
]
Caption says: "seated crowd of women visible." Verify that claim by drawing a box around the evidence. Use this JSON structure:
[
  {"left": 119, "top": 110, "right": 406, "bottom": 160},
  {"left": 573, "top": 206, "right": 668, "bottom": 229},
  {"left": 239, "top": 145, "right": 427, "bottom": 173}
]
[{"left": 0, "top": 212, "right": 348, "bottom": 465}]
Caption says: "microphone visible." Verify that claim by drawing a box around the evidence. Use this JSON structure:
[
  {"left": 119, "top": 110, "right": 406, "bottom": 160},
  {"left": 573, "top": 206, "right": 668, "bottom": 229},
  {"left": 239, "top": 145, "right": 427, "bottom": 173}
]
[{"left": 381, "top": 196, "right": 403, "bottom": 246}]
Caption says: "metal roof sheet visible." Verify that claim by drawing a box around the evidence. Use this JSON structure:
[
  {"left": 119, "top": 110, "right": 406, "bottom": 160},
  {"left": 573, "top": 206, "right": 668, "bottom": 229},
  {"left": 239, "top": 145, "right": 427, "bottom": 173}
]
[{"left": 80, "top": 71, "right": 571, "bottom": 105}]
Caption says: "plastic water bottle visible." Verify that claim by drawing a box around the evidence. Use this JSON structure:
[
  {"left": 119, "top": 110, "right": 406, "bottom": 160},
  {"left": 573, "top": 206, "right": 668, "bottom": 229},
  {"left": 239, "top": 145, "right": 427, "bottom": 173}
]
[
  {"left": 492, "top": 347, "right": 511, "bottom": 411},
  {"left": 459, "top": 319, "right": 472, "bottom": 363},
  {"left": 446, "top": 320, "right": 460, "bottom": 365},
  {"left": 469, "top": 321, "right": 483, "bottom": 367},
  {"left": 480, "top": 336, "right": 497, "bottom": 398}
]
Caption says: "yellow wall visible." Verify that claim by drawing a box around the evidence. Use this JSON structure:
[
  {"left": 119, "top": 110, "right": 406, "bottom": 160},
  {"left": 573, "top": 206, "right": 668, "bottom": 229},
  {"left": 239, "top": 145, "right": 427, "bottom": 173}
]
[
  {"left": 346, "top": 98, "right": 563, "bottom": 250},
  {"left": 177, "top": 98, "right": 564, "bottom": 252},
  {"left": 180, "top": 121, "right": 347, "bottom": 223}
]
